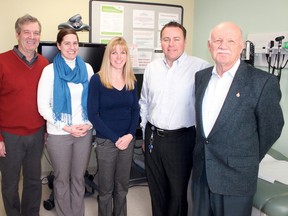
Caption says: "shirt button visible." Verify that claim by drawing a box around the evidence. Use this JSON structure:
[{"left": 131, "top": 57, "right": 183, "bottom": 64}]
[{"left": 205, "top": 140, "right": 209, "bottom": 144}]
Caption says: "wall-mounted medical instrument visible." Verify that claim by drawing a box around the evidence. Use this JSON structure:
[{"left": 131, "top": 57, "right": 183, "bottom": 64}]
[
  {"left": 247, "top": 32, "right": 288, "bottom": 78},
  {"left": 266, "top": 40, "right": 274, "bottom": 73},
  {"left": 241, "top": 40, "right": 255, "bottom": 66},
  {"left": 267, "top": 35, "right": 288, "bottom": 80}
]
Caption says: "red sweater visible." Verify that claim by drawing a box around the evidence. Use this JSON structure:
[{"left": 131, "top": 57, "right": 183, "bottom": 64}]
[{"left": 0, "top": 50, "right": 49, "bottom": 141}]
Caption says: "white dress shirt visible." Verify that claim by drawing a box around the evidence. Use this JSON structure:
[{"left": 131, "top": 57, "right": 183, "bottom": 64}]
[
  {"left": 202, "top": 59, "right": 240, "bottom": 137},
  {"left": 139, "top": 52, "right": 210, "bottom": 134}
]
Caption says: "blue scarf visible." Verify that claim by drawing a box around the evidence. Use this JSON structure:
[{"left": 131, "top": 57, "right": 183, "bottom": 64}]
[{"left": 52, "top": 52, "right": 88, "bottom": 126}]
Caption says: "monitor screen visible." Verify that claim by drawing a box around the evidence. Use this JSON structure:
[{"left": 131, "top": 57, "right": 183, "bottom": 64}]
[{"left": 37, "top": 42, "right": 106, "bottom": 73}]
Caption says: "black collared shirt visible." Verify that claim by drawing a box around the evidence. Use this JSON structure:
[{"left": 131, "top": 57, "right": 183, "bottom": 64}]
[{"left": 13, "top": 45, "right": 38, "bottom": 66}]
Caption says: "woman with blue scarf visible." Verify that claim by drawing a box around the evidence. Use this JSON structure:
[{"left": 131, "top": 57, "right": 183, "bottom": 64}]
[{"left": 37, "top": 28, "right": 94, "bottom": 216}]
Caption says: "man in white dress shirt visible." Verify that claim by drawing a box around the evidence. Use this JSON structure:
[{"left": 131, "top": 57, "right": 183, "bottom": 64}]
[{"left": 139, "top": 21, "right": 209, "bottom": 216}]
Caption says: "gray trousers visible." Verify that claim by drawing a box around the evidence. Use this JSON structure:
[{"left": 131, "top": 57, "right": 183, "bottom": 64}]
[
  {"left": 0, "top": 127, "right": 45, "bottom": 216},
  {"left": 95, "top": 137, "right": 134, "bottom": 216},
  {"left": 46, "top": 130, "right": 92, "bottom": 216}
]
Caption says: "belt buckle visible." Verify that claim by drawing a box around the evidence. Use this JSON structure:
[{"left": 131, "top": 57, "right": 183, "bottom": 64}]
[{"left": 156, "top": 129, "right": 165, "bottom": 137}]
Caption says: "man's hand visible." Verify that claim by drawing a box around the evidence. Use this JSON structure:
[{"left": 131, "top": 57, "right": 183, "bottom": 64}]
[
  {"left": 142, "top": 140, "right": 145, "bottom": 152},
  {"left": 0, "top": 141, "right": 6, "bottom": 157}
]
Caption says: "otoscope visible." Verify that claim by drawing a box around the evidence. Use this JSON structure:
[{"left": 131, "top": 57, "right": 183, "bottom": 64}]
[
  {"left": 275, "top": 36, "right": 285, "bottom": 76},
  {"left": 267, "top": 40, "right": 274, "bottom": 73}
]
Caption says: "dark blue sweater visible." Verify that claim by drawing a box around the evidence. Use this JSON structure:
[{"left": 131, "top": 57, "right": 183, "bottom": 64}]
[{"left": 87, "top": 73, "right": 140, "bottom": 143}]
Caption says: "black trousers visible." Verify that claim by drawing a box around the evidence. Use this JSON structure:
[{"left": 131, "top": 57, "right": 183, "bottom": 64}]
[
  {"left": 144, "top": 123, "right": 195, "bottom": 216},
  {"left": 192, "top": 168, "right": 253, "bottom": 216}
]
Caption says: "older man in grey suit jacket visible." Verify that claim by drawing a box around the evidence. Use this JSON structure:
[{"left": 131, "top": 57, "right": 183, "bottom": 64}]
[{"left": 192, "top": 22, "right": 284, "bottom": 216}]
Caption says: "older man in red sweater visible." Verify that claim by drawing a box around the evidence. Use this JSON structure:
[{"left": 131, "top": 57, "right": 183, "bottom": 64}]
[{"left": 0, "top": 14, "right": 48, "bottom": 216}]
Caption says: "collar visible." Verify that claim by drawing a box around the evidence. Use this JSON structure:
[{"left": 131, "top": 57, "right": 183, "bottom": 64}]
[
  {"left": 162, "top": 52, "right": 187, "bottom": 68},
  {"left": 13, "top": 45, "right": 38, "bottom": 66},
  {"left": 212, "top": 59, "right": 241, "bottom": 78}
]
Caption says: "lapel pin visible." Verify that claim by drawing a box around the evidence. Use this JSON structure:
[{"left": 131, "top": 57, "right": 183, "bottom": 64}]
[{"left": 236, "top": 92, "right": 240, "bottom": 97}]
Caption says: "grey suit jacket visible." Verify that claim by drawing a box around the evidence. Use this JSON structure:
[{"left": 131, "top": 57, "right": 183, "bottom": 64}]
[{"left": 192, "top": 61, "right": 284, "bottom": 196}]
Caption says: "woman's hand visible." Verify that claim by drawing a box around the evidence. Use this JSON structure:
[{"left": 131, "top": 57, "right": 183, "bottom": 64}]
[
  {"left": 115, "top": 134, "right": 133, "bottom": 150},
  {"left": 63, "top": 124, "right": 92, "bottom": 137}
]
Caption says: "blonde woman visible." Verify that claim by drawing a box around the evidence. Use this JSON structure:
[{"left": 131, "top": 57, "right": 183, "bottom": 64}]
[{"left": 87, "top": 37, "right": 139, "bottom": 216}]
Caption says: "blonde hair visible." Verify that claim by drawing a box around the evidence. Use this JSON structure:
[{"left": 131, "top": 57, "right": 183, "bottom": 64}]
[{"left": 98, "top": 37, "right": 136, "bottom": 90}]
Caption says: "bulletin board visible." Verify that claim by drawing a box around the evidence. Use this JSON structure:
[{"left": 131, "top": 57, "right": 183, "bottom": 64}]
[{"left": 89, "top": 0, "right": 183, "bottom": 72}]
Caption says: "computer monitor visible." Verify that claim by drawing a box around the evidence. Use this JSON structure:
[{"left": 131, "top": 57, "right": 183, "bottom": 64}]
[{"left": 37, "top": 41, "right": 106, "bottom": 73}]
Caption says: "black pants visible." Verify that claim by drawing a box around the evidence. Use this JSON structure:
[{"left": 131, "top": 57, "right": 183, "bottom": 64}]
[
  {"left": 144, "top": 123, "right": 195, "bottom": 216},
  {"left": 0, "top": 127, "right": 45, "bottom": 216},
  {"left": 192, "top": 168, "right": 253, "bottom": 216}
]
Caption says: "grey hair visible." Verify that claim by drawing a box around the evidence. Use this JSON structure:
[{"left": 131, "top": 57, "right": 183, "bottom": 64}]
[{"left": 15, "top": 14, "right": 42, "bottom": 34}]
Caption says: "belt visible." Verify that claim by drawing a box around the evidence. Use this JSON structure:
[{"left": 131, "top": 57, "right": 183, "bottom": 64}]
[{"left": 147, "top": 122, "right": 192, "bottom": 137}]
